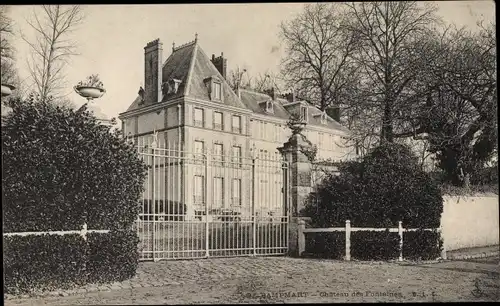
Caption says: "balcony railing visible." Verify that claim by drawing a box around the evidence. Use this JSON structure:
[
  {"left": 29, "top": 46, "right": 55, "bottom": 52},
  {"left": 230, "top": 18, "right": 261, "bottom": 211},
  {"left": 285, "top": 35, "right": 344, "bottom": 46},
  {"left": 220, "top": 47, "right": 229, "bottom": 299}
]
[
  {"left": 231, "top": 197, "right": 241, "bottom": 206},
  {"left": 194, "top": 120, "right": 204, "bottom": 127},
  {"left": 193, "top": 195, "right": 205, "bottom": 204}
]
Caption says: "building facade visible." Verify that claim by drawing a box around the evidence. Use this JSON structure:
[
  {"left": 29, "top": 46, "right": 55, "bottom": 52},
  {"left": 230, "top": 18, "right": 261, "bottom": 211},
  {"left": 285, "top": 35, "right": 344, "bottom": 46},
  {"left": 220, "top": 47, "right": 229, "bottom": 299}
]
[{"left": 118, "top": 37, "right": 357, "bottom": 220}]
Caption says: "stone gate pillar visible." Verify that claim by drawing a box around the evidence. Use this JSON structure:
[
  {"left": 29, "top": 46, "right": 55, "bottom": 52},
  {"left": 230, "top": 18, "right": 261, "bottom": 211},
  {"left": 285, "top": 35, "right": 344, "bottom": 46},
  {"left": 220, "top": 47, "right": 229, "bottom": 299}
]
[{"left": 278, "top": 129, "right": 314, "bottom": 257}]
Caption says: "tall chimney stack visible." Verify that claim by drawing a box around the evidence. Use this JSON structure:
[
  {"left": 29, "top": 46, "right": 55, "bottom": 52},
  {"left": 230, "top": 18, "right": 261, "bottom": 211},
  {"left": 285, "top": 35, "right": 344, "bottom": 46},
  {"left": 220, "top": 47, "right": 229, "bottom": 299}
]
[
  {"left": 211, "top": 52, "right": 227, "bottom": 79},
  {"left": 144, "top": 38, "right": 163, "bottom": 104}
]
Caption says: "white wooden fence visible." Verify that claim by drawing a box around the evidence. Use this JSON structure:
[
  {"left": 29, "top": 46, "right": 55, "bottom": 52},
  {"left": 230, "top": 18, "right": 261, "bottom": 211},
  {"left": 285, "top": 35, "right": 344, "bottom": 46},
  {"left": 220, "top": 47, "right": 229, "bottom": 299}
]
[
  {"left": 3, "top": 223, "right": 110, "bottom": 241},
  {"left": 298, "top": 220, "right": 447, "bottom": 261}
]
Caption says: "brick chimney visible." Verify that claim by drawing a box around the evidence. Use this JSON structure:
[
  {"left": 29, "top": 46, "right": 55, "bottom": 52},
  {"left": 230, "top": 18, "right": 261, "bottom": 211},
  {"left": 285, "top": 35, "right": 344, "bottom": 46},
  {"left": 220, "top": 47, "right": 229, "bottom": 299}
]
[
  {"left": 326, "top": 105, "right": 341, "bottom": 122},
  {"left": 280, "top": 89, "right": 296, "bottom": 103},
  {"left": 211, "top": 52, "right": 227, "bottom": 79},
  {"left": 144, "top": 38, "right": 163, "bottom": 104}
]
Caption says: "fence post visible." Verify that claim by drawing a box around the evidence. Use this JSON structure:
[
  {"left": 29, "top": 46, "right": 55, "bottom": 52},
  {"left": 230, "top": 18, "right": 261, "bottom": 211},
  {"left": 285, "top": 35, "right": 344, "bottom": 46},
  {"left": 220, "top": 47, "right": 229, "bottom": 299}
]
[
  {"left": 440, "top": 227, "right": 447, "bottom": 260},
  {"left": 345, "top": 220, "right": 351, "bottom": 261},
  {"left": 298, "top": 220, "right": 305, "bottom": 256},
  {"left": 252, "top": 157, "right": 257, "bottom": 256},
  {"left": 398, "top": 221, "right": 403, "bottom": 262},
  {"left": 81, "top": 223, "right": 88, "bottom": 241}
]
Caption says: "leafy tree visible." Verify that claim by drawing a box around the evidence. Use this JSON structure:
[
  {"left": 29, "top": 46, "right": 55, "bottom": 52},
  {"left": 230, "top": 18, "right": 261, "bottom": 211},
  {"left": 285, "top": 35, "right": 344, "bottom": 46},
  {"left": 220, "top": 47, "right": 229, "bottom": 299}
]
[{"left": 409, "top": 23, "right": 497, "bottom": 187}]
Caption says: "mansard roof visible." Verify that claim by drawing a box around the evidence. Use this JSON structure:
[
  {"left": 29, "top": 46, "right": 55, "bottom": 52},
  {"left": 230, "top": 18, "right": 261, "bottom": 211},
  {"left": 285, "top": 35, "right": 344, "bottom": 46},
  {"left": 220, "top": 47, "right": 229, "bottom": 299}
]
[{"left": 121, "top": 38, "right": 350, "bottom": 134}]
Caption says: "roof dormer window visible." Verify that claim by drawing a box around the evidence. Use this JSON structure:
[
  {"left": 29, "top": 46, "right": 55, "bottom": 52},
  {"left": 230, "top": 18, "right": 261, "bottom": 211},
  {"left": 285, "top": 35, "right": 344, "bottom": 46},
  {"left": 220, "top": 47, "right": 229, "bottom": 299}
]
[
  {"left": 163, "top": 78, "right": 182, "bottom": 96},
  {"left": 266, "top": 100, "right": 274, "bottom": 114},
  {"left": 204, "top": 76, "right": 223, "bottom": 102},
  {"left": 300, "top": 105, "right": 308, "bottom": 122},
  {"left": 213, "top": 82, "right": 222, "bottom": 100},
  {"left": 321, "top": 111, "right": 327, "bottom": 125}
]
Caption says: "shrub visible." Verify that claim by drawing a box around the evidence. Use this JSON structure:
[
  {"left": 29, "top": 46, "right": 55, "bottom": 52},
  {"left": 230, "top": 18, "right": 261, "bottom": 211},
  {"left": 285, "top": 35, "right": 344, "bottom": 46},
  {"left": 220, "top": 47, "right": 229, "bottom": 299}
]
[
  {"left": 403, "top": 230, "right": 443, "bottom": 260},
  {"left": 2, "top": 97, "right": 147, "bottom": 293},
  {"left": 304, "top": 230, "right": 441, "bottom": 261},
  {"left": 350, "top": 231, "right": 400, "bottom": 260},
  {"left": 303, "top": 143, "right": 444, "bottom": 260},
  {"left": 86, "top": 229, "right": 140, "bottom": 284},
  {"left": 304, "top": 232, "right": 345, "bottom": 259},
  {"left": 3, "top": 234, "right": 87, "bottom": 294}
]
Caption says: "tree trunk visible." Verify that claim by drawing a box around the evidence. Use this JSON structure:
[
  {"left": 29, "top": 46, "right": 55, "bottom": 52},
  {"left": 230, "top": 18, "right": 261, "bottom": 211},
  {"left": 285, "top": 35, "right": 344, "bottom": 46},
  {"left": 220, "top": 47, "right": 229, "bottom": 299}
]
[{"left": 381, "top": 99, "right": 394, "bottom": 143}]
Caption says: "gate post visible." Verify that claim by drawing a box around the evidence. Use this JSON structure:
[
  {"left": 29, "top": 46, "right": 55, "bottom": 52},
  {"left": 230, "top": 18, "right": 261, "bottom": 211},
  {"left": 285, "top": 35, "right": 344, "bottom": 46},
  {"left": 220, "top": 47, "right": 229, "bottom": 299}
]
[
  {"left": 151, "top": 144, "right": 157, "bottom": 262},
  {"left": 251, "top": 157, "right": 257, "bottom": 256},
  {"left": 278, "top": 126, "right": 314, "bottom": 257},
  {"left": 204, "top": 152, "right": 210, "bottom": 258}
]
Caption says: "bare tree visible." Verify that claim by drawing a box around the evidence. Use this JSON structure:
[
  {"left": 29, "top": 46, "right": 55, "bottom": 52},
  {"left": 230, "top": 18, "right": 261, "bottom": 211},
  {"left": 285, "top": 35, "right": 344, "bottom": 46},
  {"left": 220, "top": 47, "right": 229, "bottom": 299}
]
[
  {"left": 0, "top": 5, "right": 27, "bottom": 100},
  {"left": 227, "top": 67, "right": 281, "bottom": 94},
  {"left": 0, "top": 5, "right": 13, "bottom": 59},
  {"left": 344, "top": 1, "right": 441, "bottom": 143},
  {"left": 226, "top": 66, "right": 251, "bottom": 91},
  {"left": 22, "top": 5, "right": 84, "bottom": 103},
  {"left": 279, "top": 3, "right": 361, "bottom": 111},
  {"left": 253, "top": 71, "right": 282, "bottom": 93},
  {"left": 1, "top": 5, "right": 16, "bottom": 85}
]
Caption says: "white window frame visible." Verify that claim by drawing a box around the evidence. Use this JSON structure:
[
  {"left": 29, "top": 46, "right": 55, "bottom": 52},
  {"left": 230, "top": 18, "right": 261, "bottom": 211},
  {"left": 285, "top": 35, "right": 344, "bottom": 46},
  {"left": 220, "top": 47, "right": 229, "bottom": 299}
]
[
  {"left": 232, "top": 145, "right": 242, "bottom": 168},
  {"left": 321, "top": 112, "right": 327, "bottom": 125},
  {"left": 194, "top": 140, "right": 205, "bottom": 153},
  {"left": 213, "top": 177, "right": 225, "bottom": 208},
  {"left": 232, "top": 178, "right": 242, "bottom": 206},
  {"left": 232, "top": 115, "right": 242, "bottom": 134},
  {"left": 213, "top": 111, "right": 224, "bottom": 131},
  {"left": 194, "top": 175, "right": 205, "bottom": 205},
  {"left": 194, "top": 107, "right": 204, "bottom": 127},
  {"left": 213, "top": 82, "right": 222, "bottom": 101},
  {"left": 266, "top": 100, "right": 274, "bottom": 114},
  {"left": 213, "top": 143, "right": 224, "bottom": 166}
]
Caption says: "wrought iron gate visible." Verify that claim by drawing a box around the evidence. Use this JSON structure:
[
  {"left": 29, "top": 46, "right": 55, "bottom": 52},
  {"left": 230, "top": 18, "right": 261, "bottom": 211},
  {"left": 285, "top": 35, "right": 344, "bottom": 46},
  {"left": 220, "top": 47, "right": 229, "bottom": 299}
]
[{"left": 133, "top": 137, "right": 289, "bottom": 261}]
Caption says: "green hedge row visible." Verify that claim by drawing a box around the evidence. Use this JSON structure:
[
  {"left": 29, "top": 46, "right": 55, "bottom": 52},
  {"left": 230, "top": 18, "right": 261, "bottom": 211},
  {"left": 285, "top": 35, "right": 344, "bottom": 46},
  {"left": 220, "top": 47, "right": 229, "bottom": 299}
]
[
  {"left": 304, "top": 230, "right": 442, "bottom": 261},
  {"left": 3, "top": 229, "right": 138, "bottom": 294}
]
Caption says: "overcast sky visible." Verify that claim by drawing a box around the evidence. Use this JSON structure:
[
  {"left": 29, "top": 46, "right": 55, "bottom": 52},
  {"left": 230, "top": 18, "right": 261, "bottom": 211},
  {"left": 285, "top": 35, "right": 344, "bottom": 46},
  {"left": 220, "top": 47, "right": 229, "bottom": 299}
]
[{"left": 7, "top": 2, "right": 496, "bottom": 121}]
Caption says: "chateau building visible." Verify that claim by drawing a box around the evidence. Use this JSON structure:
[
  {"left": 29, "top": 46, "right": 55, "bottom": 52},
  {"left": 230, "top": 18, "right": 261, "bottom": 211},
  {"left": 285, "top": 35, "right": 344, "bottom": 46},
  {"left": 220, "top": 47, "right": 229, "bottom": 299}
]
[{"left": 118, "top": 36, "right": 357, "bottom": 219}]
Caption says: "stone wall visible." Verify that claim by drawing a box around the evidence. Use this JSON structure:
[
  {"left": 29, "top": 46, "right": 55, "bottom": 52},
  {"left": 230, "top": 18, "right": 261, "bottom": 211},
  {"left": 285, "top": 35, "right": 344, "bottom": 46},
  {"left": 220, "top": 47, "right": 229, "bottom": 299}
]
[{"left": 441, "top": 195, "right": 499, "bottom": 251}]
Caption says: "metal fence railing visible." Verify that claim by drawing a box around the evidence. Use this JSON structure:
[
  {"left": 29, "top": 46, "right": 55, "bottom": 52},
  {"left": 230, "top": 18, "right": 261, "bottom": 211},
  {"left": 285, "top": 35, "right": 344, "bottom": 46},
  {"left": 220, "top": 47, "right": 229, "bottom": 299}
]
[{"left": 131, "top": 135, "right": 290, "bottom": 261}]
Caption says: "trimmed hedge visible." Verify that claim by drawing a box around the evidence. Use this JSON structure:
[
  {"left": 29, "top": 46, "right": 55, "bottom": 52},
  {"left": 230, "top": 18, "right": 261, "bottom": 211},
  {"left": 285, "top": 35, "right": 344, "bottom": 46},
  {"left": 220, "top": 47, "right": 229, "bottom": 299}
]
[
  {"left": 303, "top": 143, "right": 444, "bottom": 260},
  {"left": 3, "top": 234, "right": 87, "bottom": 294},
  {"left": 86, "top": 230, "right": 140, "bottom": 284},
  {"left": 3, "top": 230, "right": 140, "bottom": 293},
  {"left": 2, "top": 97, "right": 147, "bottom": 293},
  {"left": 304, "top": 230, "right": 442, "bottom": 261}
]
